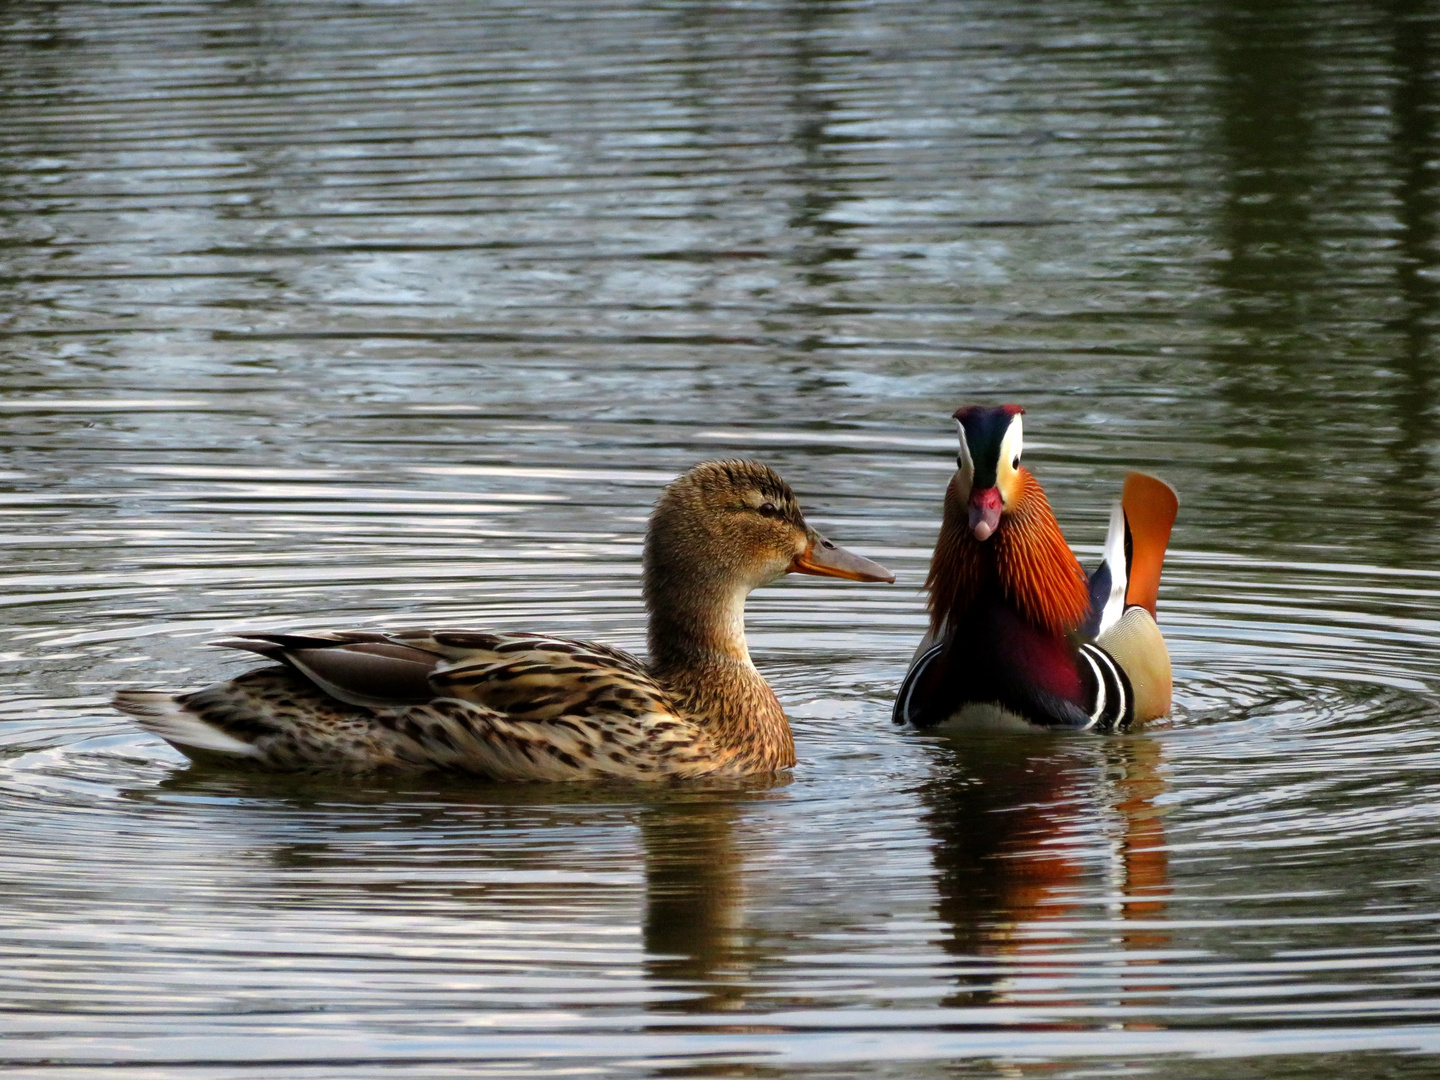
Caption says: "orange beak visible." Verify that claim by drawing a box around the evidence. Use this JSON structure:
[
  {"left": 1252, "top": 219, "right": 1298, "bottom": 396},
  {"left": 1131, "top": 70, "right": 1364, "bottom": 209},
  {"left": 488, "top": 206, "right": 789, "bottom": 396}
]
[{"left": 790, "top": 535, "right": 894, "bottom": 583}]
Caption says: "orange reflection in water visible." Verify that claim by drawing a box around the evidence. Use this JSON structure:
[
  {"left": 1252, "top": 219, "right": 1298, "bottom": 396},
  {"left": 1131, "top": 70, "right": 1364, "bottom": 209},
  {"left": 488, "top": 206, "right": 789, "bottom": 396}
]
[{"left": 919, "top": 732, "right": 1170, "bottom": 1012}]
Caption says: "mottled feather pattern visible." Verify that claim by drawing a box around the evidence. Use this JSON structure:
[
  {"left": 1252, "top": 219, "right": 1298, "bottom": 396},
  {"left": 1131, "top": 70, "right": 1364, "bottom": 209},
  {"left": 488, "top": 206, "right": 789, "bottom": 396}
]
[
  {"left": 424, "top": 634, "right": 668, "bottom": 718},
  {"left": 113, "top": 460, "right": 889, "bottom": 779},
  {"left": 130, "top": 631, "right": 762, "bottom": 779},
  {"left": 406, "top": 699, "right": 733, "bottom": 781},
  {"left": 661, "top": 656, "right": 795, "bottom": 772},
  {"left": 175, "top": 667, "right": 435, "bottom": 772}
]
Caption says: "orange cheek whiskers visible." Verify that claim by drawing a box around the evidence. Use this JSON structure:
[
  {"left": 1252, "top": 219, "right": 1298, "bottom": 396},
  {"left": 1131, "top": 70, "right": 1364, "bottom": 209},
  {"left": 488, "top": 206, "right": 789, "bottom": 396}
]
[{"left": 926, "top": 469, "right": 1090, "bottom": 638}]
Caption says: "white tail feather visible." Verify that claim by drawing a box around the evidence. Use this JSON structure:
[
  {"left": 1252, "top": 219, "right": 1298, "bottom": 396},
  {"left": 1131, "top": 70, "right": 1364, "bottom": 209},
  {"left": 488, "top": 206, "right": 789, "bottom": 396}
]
[
  {"left": 1095, "top": 499, "right": 1129, "bottom": 638},
  {"left": 112, "top": 691, "right": 259, "bottom": 756}
]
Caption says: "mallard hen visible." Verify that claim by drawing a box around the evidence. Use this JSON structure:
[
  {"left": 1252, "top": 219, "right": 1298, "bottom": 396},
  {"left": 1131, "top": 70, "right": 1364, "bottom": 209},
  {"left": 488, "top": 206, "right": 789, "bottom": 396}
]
[{"left": 115, "top": 460, "right": 893, "bottom": 779}]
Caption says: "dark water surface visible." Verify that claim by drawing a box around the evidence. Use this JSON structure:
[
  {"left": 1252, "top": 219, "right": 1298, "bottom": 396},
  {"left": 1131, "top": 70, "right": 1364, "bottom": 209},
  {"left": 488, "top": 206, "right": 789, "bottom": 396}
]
[{"left": 4, "top": 0, "right": 1440, "bottom": 1076}]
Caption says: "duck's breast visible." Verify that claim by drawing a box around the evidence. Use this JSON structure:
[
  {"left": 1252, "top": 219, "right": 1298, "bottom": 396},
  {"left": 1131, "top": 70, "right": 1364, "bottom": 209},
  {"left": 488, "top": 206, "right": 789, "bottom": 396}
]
[{"left": 900, "top": 593, "right": 1091, "bottom": 729}]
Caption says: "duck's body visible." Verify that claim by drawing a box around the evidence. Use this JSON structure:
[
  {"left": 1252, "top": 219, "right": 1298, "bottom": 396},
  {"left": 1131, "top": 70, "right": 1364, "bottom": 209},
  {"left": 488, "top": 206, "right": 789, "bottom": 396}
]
[
  {"left": 116, "top": 461, "right": 892, "bottom": 779},
  {"left": 117, "top": 630, "right": 779, "bottom": 780},
  {"left": 894, "top": 406, "right": 1176, "bottom": 734}
]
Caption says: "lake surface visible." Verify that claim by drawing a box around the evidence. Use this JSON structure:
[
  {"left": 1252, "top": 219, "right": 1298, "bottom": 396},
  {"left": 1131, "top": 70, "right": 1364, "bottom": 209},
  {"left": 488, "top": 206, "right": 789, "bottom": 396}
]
[{"left": 3, "top": 0, "right": 1440, "bottom": 1075}]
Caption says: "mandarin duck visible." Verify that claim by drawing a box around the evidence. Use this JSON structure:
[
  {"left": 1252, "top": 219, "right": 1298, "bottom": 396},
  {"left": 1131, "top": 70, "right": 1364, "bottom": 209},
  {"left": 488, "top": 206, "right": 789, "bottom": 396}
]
[
  {"left": 115, "top": 460, "right": 893, "bottom": 779},
  {"left": 893, "top": 405, "right": 1177, "bottom": 733}
]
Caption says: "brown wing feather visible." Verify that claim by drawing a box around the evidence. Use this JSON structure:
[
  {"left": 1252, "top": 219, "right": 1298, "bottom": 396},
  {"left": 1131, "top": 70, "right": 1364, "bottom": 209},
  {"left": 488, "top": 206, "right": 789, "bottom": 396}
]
[
  {"left": 420, "top": 633, "right": 674, "bottom": 721},
  {"left": 182, "top": 628, "right": 736, "bottom": 778},
  {"left": 218, "top": 632, "right": 442, "bottom": 708}
]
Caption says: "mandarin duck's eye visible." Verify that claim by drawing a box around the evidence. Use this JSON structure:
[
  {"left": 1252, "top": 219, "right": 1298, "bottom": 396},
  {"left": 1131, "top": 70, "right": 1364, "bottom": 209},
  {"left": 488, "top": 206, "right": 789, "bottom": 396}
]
[
  {"left": 1012, "top": 454, "right": 1021, "bottom": 469},
  {"left": 757, "top": 501, "right": 780, "bottom": 517}
]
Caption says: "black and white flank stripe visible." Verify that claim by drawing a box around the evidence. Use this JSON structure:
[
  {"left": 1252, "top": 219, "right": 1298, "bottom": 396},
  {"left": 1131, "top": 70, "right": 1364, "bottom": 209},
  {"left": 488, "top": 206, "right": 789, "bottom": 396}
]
[{"left": 1075, "top": 641, "right": 1133, "bottom": 732}]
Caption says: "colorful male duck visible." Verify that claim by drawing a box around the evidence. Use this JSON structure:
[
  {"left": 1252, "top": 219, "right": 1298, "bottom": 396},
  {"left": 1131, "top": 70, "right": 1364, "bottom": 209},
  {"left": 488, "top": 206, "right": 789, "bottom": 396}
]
[{"left": 894, "top": 405, "right": 1177, "bottom": 733}]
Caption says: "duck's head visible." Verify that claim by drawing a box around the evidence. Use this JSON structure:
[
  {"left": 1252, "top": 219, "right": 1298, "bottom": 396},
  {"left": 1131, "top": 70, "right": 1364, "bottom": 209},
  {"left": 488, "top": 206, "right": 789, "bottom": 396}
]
[
  {"left": 952, "top": 404, "right": 1026, "bottom": 542},
  {"left": 644, "top": 460, "right": 893, "bottom": 605}
]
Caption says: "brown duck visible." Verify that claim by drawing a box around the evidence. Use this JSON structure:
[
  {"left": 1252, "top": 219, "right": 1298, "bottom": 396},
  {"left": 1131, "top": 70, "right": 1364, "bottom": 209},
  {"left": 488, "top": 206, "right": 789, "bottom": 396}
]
[{"left": 114, "top": 460, "right": 893, "bottom": 779}]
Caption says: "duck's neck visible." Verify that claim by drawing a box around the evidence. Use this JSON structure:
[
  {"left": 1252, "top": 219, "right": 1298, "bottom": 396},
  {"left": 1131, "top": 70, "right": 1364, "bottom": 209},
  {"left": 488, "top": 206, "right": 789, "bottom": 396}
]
[
  {"left": 647, "top": 576, "right": 752, "bottom": 667},
  {"left": 644, "top": 576, "right": 795, "bottom": 769},
  {"left": 927, "top": 469, "right": 1091, "bottom": 639}
]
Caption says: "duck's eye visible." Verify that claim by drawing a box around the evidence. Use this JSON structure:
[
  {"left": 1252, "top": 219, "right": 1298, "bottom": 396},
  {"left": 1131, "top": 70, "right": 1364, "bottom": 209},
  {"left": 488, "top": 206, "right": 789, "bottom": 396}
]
[
  {"left": 757, "top": 501, "right": 780, "bottom": 517},
  {"left": 1011, "top": 453, "right": 1021, "bottom": 469}
]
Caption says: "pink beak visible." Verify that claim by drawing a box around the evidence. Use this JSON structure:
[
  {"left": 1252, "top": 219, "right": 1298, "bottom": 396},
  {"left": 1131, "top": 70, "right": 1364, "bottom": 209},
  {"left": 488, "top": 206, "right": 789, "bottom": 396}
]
[{"left": 968, "top": 486, "right": 1003, "bottom": 541}]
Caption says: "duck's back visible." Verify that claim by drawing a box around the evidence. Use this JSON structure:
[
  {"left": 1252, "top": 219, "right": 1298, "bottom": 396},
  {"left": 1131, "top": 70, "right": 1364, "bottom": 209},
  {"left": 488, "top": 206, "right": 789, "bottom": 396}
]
[{"left": 114, "top": 629, "right": 735, "bottom": 780}]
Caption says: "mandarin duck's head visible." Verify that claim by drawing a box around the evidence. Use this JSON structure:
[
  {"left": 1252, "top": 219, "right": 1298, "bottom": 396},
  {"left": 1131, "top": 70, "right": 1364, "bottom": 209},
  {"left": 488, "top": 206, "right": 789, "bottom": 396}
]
[
  {"left": 644, "top": 460, "right": 893, "bottom": 605},
  {"left": 952, "top": 404, "right": 1026, "bottom": 542}
]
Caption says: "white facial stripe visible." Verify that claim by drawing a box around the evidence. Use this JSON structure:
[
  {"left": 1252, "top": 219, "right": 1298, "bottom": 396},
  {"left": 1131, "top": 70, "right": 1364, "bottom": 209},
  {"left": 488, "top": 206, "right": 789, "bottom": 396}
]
[
  {"left": 955, "top": 418, "right": 975, "bottom": 492},
  {"left": 999, "top": 413, "right": 1023, "bottom": 471},
  {"left": 955, "top": 418, "right": 974, "bottom": 471},
  {"left": 994, "top": 413, "right": 1024, "bottom": 499}
]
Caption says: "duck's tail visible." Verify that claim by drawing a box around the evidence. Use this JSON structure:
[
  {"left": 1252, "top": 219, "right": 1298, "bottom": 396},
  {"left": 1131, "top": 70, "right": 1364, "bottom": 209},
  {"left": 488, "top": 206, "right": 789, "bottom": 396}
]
[
  {"left": 113, "top": 690, "right": 260, "bottom": 759},
  {"left": 1083, "top": 473, "right": 1178, "bottom": 724},
  {"left": 1086, "top": 472, "right": 1178, "bottom": 638},
  {"left": 1120, "top": 472, "right": 1178, "bottom": 619}
]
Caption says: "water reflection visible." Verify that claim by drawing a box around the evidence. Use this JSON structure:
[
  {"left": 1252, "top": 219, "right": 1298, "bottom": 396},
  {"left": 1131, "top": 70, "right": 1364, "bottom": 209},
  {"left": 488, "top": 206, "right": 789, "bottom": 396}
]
[
  {"left": 1206, "top": 0, "right": 1330, "bottom": 491},
  {"left": 1207, "top": 0, "right": 1440, "bottom": 551},
  {"left": 921, "top": 733, "right": 1169, "bottom": 1007},
  {"left": 785, "top": 0, "right": 858, "bottom": 297},
  {"left": 1384, "top": 0, "right": 1440, "bottom": 535},
  {"left": 7, "top": 0, "right": 1440, "bottom": 1073},
  {"left": 144, "top": 765, "right": 775, "bottom": 1015},
  {"left": 641, "top": 793, "right": 753, "bottom": 1014}
]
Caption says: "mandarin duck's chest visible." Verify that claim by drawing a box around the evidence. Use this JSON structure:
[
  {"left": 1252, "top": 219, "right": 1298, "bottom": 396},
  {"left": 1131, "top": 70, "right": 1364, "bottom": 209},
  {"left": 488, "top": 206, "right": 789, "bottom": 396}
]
[{"left": 947, "top": 590, "right": 1085, "bottom": 705}]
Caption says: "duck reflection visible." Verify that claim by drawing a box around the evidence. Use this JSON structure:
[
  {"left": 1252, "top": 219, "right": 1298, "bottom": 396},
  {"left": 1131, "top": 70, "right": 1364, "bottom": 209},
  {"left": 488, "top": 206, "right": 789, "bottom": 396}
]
[
  {"left": 137, "top": 767, "right": 772, "bottom": 1014},
  {"left": 918, "top": 733, "right": 1169, "bottom": 1006},
  {"left": 639, "top": 793, "right": 756, "bottom": 1014}
]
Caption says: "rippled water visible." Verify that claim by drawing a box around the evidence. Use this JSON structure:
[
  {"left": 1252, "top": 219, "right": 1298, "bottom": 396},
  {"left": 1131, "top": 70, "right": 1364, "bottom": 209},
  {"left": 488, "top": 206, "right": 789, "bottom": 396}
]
[{"left": 4, "top": 0, "right": 1440, "bottom": 1075}]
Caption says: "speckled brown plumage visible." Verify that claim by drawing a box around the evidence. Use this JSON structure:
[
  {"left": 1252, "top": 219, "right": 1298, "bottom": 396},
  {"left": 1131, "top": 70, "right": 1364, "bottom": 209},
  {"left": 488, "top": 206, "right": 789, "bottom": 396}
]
[{"left": 113, "top": 461, "right": 891, "bottom": 780}]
